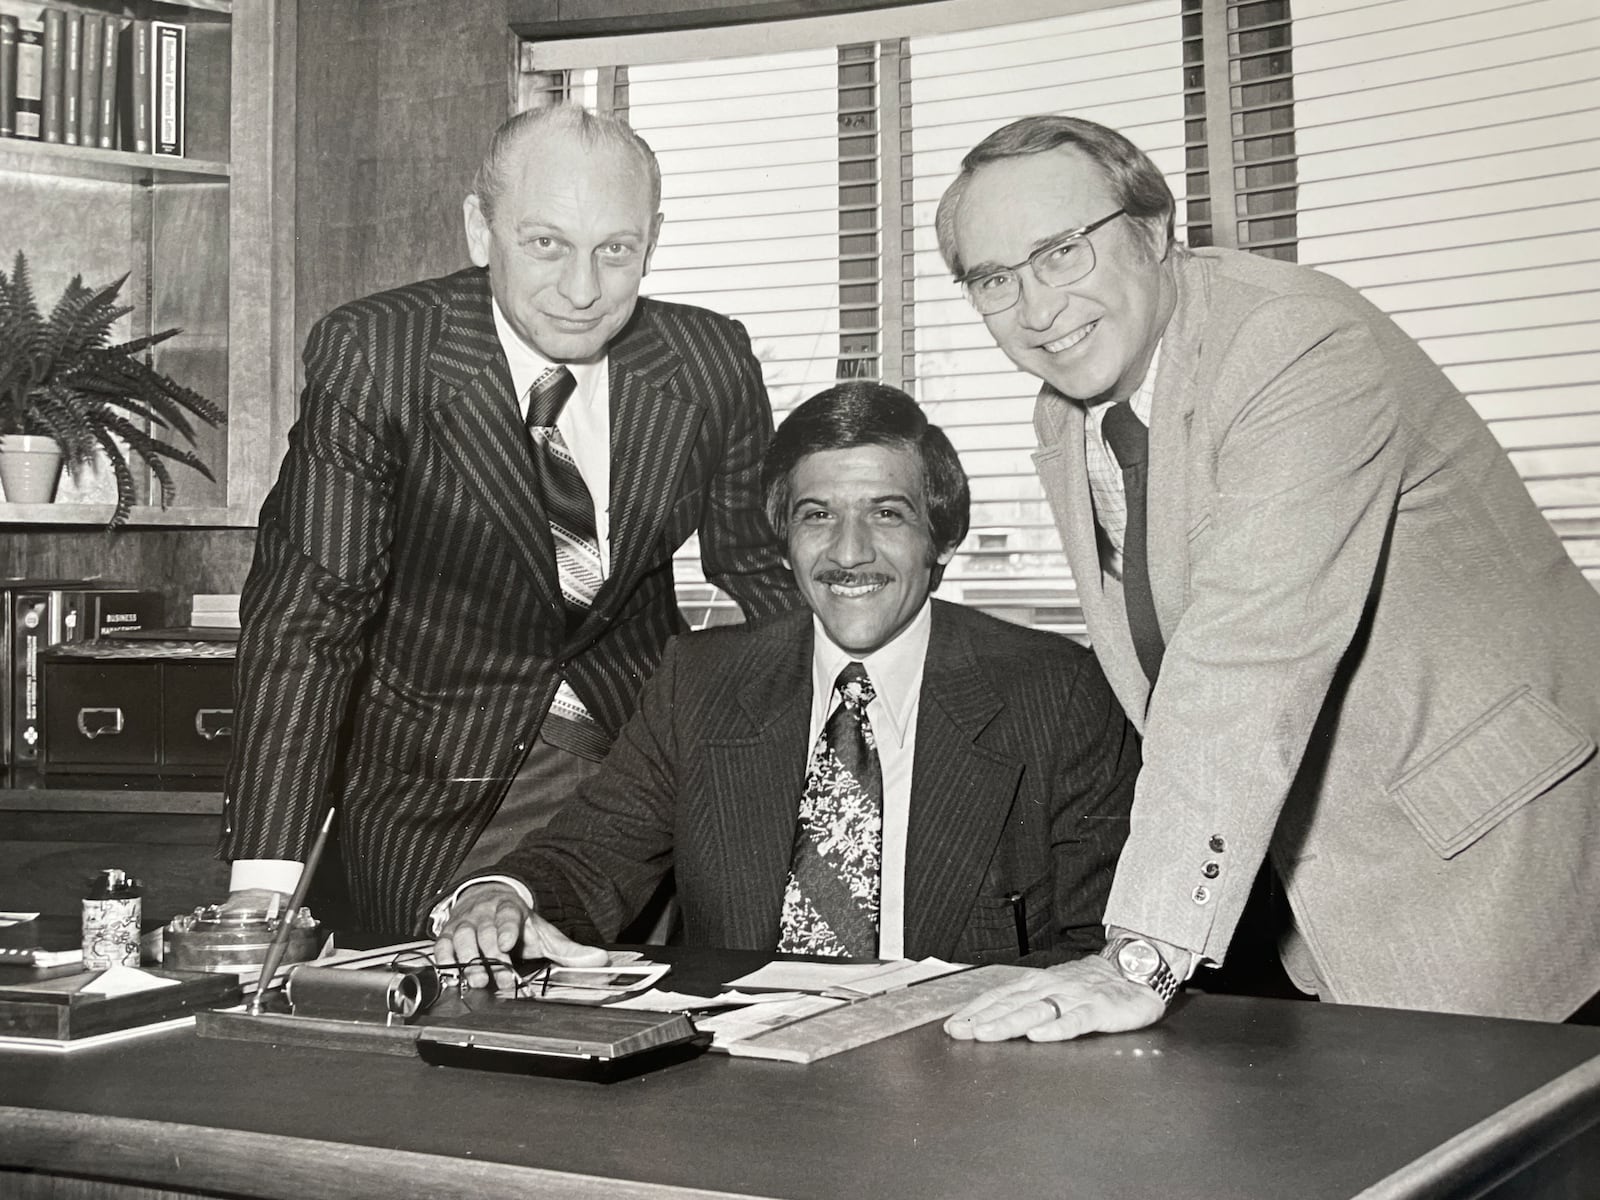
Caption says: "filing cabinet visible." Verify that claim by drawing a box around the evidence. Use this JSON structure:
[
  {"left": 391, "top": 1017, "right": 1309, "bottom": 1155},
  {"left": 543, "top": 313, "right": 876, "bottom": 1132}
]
[{"left": 39, "top": 640, "right": 235, "bottom": 779}]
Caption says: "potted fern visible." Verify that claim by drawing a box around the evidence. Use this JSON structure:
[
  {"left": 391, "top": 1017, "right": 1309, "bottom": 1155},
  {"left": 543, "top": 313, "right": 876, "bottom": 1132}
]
[{"left": 0, "top": 251, "right": 225, "bottom": 527}]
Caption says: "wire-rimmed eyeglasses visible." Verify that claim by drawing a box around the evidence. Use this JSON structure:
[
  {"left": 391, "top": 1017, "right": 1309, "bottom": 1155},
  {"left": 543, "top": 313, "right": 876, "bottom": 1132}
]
[{"left": 957, "top": 209, "right": 1127, "bottom": 316}]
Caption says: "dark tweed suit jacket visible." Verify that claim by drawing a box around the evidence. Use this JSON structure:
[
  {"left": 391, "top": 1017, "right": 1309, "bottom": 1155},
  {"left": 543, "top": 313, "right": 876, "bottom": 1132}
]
[
  {"left": 221, "top": 267, "right": 797, "bottom": 932},
  {"left": 487, "top": 600, "right": 1140, "bottom": 964}
]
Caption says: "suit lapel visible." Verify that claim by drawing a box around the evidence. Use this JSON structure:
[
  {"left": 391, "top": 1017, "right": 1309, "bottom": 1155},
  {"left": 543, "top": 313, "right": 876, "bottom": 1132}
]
[
  {"left": 902, "top": 605, "right": 1024, "bottom": 959},
  {"left": 584, "top": 301, "right": 705, "bottom": 632},
  {"left": 1147, "top": 254, "right": 1206, "bottom": 659},
  {"left": 702, "top": 616, "right": 813, "bottom": 948},
  {"left": 423, "top": 272, "right": 563, "bottom": 616},
  {"left": 1033, "top": 390, "right": 1152, "bottom": 725}
]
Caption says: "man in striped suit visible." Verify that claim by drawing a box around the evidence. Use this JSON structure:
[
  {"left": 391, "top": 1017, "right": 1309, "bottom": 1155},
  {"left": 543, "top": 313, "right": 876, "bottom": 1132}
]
[{"left": 219, "top": 105, "right": 798, "bottom": 933}]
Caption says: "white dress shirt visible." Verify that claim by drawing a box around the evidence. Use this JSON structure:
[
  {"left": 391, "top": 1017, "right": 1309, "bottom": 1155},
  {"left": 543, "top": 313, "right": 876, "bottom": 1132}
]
[
  {"left": 230, "top": 302, "right": 615, "bottom": 898},
  {"left": 430, "top": 600, "right": 937, "bottom": 959}
]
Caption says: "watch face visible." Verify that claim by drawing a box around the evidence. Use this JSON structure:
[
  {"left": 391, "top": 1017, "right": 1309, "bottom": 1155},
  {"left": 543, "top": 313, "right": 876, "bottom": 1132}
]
[{"left": 1117, "top": 940, "right": 1161, "bottom": 981}]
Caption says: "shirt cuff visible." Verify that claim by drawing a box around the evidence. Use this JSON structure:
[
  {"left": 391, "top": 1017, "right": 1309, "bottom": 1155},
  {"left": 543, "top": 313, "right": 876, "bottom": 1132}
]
[
  {"left": 426, "top": 875, "right": 535, "bottom": 937},
  {"left": 229, "top": 859, "right": 303, "bottom": 897}
]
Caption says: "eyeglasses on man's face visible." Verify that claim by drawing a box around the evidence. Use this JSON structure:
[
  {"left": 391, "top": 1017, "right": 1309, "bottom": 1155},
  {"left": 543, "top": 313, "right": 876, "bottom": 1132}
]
[{"left": 958, "top": 209, "right": 1128, "bottom": 316}]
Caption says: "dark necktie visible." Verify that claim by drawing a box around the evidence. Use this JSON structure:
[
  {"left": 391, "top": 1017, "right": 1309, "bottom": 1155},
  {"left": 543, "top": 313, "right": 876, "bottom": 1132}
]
[
  {"left": 525, "top": 366, "right": 603, "bottom": 632},
  {"left": 778, "top": 662, "right": 883, "bottom": 958},
  {"left": 525, "top": 366, "right": 607, "bottom": 760},
  {"left": 1101, "top": 402, "right": 1165, "bottom": 686}
]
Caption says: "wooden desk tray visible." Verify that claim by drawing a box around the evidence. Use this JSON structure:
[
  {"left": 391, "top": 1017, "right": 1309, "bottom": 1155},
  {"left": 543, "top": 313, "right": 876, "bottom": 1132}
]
[{"left": 0, "top": 968, "right": 241, "bottom": 1041}]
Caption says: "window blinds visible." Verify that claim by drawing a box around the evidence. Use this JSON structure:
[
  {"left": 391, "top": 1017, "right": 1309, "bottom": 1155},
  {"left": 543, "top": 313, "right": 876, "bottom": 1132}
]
[{"left": 1289, "top": 0, "right": 1600, "bottom": 588}]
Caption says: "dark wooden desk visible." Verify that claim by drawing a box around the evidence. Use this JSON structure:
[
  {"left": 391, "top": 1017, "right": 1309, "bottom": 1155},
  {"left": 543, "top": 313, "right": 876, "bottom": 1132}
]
[{"left": 2, "top": 950, "right": 1598, "bottom": 1200}]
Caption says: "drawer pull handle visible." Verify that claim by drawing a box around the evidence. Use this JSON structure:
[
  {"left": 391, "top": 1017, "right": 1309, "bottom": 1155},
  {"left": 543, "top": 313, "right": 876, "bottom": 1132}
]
[
  {"left": 77, "top": 708, "right": 124, "bottom": 739},
  {"left": 196, "top": 708, "right": 234, "bottom": 741}
]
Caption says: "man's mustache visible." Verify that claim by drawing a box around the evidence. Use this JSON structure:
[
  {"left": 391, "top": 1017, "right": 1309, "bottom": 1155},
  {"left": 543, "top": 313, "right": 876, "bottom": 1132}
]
[{"left": 813, "top": 570, "right": 891, "bottom": 587}]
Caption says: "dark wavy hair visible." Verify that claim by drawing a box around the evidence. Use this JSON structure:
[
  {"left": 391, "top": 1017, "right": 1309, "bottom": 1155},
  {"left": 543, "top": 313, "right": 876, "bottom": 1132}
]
[
  {"left": 762, "top": 382, "right": 970, "bottom": 584},
  {"left": 936, "top": 114, "right": 1176, "bottom": 276}
]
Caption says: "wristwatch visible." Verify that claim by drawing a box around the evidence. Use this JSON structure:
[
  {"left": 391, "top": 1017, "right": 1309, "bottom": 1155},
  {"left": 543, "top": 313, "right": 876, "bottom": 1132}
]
[{"left": 1100, "top": 936, "right": 1180, "bottom": 1006}]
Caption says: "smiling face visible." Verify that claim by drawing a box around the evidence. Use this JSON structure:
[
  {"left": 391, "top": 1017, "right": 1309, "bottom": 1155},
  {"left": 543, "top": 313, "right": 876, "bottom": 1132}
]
[
  {"left": 952, "top": 146, "right": 1175, "bottom": 405},
  {"left": 782, "top": 443, "right": 955, "bottom": 657},
  {"left": 464, "top": 127, "right": 663, "bottom": 363}
]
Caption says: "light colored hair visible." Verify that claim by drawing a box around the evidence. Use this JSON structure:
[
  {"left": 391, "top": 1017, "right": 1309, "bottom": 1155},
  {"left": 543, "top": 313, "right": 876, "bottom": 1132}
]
[
  {"left": 473, "top": 105, "right": 662, "bottom": 224},
  {"left": 935, "top": 115, "right": 1175, "bottom": 277}
]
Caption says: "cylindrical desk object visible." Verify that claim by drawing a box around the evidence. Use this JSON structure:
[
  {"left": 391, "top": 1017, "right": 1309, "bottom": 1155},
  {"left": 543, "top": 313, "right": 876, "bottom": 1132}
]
[
  {"left": 163, "top": 905, "right": 321, "bottom": 976},
  {"left": 284, "top": 964, "right": 422, "bottom": 1025},
  {"left": 83, "top": 868, "right": 142, "bottom": 969}
]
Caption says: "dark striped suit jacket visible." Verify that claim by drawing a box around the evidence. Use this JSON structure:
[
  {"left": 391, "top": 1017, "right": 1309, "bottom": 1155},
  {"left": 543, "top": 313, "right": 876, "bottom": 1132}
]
[
  {"left": 220, "top": 267, "right": 798, "bottom": 932},
  {"left": 491, "top": 600, "right": 1140, "bottom": 964}
]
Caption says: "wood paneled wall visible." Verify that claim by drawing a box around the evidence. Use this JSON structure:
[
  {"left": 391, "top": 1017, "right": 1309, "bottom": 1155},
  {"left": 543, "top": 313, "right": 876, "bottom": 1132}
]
[{"left": 294, "top": 0, "right": 513, "bottom": 359}]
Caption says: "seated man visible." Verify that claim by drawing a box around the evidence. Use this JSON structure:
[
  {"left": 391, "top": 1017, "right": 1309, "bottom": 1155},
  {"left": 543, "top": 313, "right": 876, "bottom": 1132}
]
[{"left": 434, "top": 382, "right": 1139, "bottom": 987}]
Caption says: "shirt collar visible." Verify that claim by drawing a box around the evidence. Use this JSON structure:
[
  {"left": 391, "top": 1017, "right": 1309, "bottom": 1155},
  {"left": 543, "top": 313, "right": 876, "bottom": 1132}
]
[
  {"left": 810, "top": 599, "right": 932, "bottom": 749},
  {"left": 1087, "top": 339, "right": 1162, "bottom": 429},
  {"left": 490, "top": 296, "right": 605, "bottom": 403}
]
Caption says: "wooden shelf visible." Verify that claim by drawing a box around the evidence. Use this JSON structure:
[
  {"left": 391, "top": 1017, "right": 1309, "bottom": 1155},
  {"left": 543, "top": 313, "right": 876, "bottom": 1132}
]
[
  {"left": 0, "top": 788, "right": 222, "bottom": 814},
  {"left": 0, "top": 502, "right": 239, "bottom": 527},
  {"left": 0, "top": 139, "right": 229, "bottom": 182}
]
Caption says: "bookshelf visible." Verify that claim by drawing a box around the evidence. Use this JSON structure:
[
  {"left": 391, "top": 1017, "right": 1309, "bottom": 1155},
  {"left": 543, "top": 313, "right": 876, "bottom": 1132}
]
[{"left": 0, "top": 0, "right": 295, "bottom": 528}]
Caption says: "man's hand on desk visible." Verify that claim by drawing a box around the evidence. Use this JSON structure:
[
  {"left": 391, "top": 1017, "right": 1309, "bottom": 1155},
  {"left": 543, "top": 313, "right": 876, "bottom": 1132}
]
[
  {"left": 943, "top": 954, "right": 1167, "bottom": 1042},
  {"left": 433, "top": 882, "right": 609, "bottom": 991}
]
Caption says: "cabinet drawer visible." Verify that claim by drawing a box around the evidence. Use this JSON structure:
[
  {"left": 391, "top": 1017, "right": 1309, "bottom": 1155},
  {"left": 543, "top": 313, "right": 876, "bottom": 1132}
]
[
  {"left": 160, "top": 661, "right": 235, "bottom": 767},
  {"left": 41, "top": 662, "right": 163, "bottom": 769}
]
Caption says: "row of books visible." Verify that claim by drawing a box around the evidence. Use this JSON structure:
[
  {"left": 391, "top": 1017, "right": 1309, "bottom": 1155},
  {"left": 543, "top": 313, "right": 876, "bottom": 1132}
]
[
  {"left": 0, "top": 580, "right": 165, "bottom": 777},
  {"left": 0, "top": 7, "right": 186, "bottom": 156}
]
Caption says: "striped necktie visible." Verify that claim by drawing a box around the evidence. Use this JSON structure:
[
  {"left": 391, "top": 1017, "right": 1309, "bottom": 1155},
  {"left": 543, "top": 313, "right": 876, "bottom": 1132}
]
[
  {"left": 1101, "top": 401, "right": 1165, "bottom": 686},
  {"left": 778, "top": 662, "right": 883, "bottom": 958},
  {"left": 525, "top": 366, "right": 607, "bottom": 760}
]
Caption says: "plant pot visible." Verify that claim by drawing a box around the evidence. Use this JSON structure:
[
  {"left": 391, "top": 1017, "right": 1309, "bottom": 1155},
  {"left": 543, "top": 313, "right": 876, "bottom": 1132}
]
[{"left": 0, "top": 434, "right": 65, "bottom": 504}]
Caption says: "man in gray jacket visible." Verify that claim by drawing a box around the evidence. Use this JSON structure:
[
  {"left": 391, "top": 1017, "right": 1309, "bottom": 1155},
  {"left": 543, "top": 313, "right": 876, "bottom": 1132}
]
[{"left": 936, "top": 115, "right": 1600, "bottom": 1040}]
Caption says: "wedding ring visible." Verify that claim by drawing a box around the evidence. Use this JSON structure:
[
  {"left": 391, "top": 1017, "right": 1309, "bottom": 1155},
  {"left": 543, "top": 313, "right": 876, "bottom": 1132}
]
[{"left": 1041, "top": 994, "right": 1068, "bottom": 1022}]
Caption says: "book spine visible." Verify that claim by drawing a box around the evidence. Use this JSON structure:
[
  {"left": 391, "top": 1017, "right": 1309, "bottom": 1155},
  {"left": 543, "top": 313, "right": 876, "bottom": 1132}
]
[
  {"left": 76, "top": 8, "right": 100, "bottom": 149},
  {"left": 119, "top": 17, "right": 148, "bottom": 154},
  {"left": 61, "top": 8, "right": 79, "bottom": 144},
  {"left": 0, "top": 594, "right": 12, "bottom": 766},
  {"left": 14, "top": 16, "right": 42, "bottom": 140},
  {"left": 11, "top": 591, "right": 52, "bottom": 764},
  {"left": 150, "top": 20, "right": 182, "bottom": 157},
  {"left": 84, "top": 590, "right": 165, "bottom": 639},
  {"left": 96, "top": 14, "right": 118, "bottom": 149},
  {"left": 0, "top": 15, "right": 16, "bottom": 139},
  {"left": 40, "top": 5, "right": 63, "bottom": 143}
]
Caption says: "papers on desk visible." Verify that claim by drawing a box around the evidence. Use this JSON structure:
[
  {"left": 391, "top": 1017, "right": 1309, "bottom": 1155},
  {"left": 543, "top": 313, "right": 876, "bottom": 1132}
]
[
  {"left": 0, "top": 912, "right": 83, "bottom": 968},
  {"left": 80, "top": 965, "right": 180, "bottom": 997},
  {"left": 729, "top": 957, "right": 965, "bottom": 998},
  {"left": 608, "top": 959, "right": 970, "bottom": 1055}
]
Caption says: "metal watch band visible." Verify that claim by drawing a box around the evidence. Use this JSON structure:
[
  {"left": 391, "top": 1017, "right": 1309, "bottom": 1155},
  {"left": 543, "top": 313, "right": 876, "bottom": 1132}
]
[{"left": 1101, "top": 936, "right": 1180, "bottom": 1006}]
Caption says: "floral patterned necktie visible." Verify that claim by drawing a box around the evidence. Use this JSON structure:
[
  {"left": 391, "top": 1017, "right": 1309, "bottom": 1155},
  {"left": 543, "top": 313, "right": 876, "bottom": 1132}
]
[{"left": 778, "top": 662, "right": 883, "bottom": 957}]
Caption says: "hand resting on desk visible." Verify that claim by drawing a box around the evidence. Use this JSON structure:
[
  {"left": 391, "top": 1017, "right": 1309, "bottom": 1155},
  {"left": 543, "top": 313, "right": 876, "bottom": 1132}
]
[
  {"left": 434, "top": 882, "right": 609, "bottom": 991},
  {"left": 943, "top": 954, "right": 1165, "bottom": 1042}
]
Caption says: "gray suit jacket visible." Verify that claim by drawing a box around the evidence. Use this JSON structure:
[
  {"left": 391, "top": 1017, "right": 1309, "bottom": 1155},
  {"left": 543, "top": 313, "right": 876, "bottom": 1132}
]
[
  {"left": 1034, "top": 246, "right": 1600, "bottom": 1019},
  {"left": 484, "top": 600, "right": 1140, "bottom": 964}
]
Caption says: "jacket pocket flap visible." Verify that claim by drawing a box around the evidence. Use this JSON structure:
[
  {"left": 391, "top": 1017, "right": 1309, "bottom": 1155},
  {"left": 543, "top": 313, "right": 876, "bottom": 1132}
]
[{"left": 1389, "top": 687, "right": 1594, "bottom": 859}]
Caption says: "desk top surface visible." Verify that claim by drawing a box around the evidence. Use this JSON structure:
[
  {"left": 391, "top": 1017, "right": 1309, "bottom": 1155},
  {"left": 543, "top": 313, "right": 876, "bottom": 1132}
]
[{"left": 4, "top": 948, "right": 1600, "bottom": 1200}]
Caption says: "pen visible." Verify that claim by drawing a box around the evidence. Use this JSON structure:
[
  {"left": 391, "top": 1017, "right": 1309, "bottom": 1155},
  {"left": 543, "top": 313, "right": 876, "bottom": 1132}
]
[
  {"left": 248, "top": 807, "right": 336, "bottom": 1015},
  {"left": 1007, "top": 890, "right": 1029, "bottom": 957}
]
